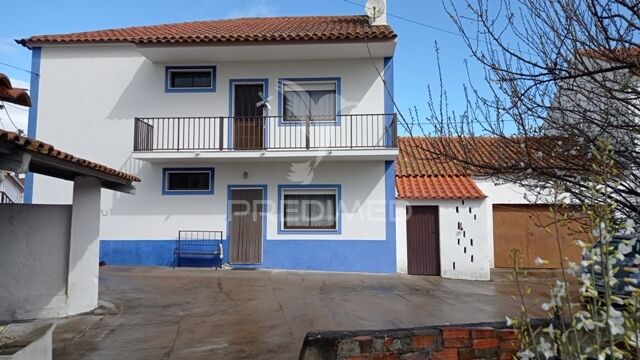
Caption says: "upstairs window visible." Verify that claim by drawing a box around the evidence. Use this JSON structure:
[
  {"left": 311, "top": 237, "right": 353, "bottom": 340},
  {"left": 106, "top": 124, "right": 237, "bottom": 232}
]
[
  {"left": 163, "top": 168, "right": 215, "bottom": 195},
  {"left": 282, "top": 80, "right": 338, "bottom": 121},
  {"left": 165, "top": 66, "right": 216, "bottom": 92}
]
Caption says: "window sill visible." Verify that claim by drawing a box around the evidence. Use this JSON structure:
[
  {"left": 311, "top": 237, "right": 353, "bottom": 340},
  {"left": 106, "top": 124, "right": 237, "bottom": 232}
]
[
  {"left": 277, "top": 228, "right": 341, "bottom": 235},
  {"left": 162, "top": 190, "right": 215, "bottom": 196},
  {"left": 165, "top": 88, "right": 216, "bottom": 93}
]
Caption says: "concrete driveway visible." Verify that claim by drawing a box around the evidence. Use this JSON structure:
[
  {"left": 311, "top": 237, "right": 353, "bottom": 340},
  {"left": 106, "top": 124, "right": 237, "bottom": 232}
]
[{"left": 51, "top": 267, "right": 551, "bottom": 360}]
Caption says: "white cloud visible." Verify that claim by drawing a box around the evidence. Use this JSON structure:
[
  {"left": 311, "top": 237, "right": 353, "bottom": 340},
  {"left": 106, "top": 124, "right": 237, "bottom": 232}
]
[
  {"left": 225, "top": 0, "right": 277, "bottom": 19},
  {"left": 0, "top": 77, "right": 30, "bottom": 133}
]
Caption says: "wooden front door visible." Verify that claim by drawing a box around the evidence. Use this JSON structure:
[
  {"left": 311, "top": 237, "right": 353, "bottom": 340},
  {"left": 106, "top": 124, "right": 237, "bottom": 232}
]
[
  {"left": 229, "top": 188, "right": 263, "bottom": 264},
  {"left": 493, "top": 205, "right": 583, "bottom": 268},
  {"left": 233, "top": 84, "right": 265, "bottom": 150},
  {"left": 406, "top": 206, "right": 441, "bottom": 275}
]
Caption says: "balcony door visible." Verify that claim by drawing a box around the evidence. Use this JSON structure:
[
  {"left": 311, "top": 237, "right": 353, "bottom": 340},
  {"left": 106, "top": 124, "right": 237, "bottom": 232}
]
[{"left": 233, "top": 84, "right": 265, "bottom": 150}]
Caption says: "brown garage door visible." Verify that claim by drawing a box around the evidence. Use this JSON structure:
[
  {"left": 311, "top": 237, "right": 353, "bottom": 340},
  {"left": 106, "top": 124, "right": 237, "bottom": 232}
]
[
  {"left": 493, "top": 204, "right": 583, "bottom": 268},
  {"left": 407, "top": 206, "right": 440, "bottom": 275}
]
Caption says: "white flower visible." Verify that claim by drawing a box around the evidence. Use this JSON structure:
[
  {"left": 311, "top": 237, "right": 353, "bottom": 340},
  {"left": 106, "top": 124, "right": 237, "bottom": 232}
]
[
  {"left": 611, "top": 295, "right": 625, "bottom": 305},
  {"left": 537, "top": 337, "right": 555, "bottom": 359},
  {"left": 517, "top": 349, "right": 535, "bottom": 360},
  {"left": 624, "top": 266, "right": 639, "bottom": 274},
  {"left": 608, "top": 307, "right": 625, "bottom": 336},
  {"left": 627, "top": 332, "right": 640, "bottom": 348},
  {"left": 624, "top": 219, "right": 636, "bottom": 234},
  {"left": 566, "top": 261, "right": 580, "bottom": 276},
  {"left": 542, "top": 323, "right": 555, "bottom": 336},
  {"left": 541, "top": 302, "right": 554, "bottom": 311},
  {"left": 505, "top": 316, "right": 514, "bottom": 326},
  {"left": 553, "top": 281, "right": 566, "bottom": 297},
  {"left": 593, "top": 222, "right": 612, "bottom": 243},
  {"left": 618, "top": 241, "right": 633, "bottom": 256},
  {"left": 576, "top": 311, "right": 596, "bottom": 331},
  {"left": 534, "top": 257, "right": 549, "bottom": 266}
]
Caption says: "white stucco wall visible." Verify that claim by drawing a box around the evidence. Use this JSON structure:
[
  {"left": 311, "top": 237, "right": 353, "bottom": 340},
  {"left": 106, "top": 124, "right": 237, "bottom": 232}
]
[
  {"left": 0, "top": 204, "right": 72, "bottom": 320},
  {"left": 66, "top": 177, "right": 102, "bottom": 314},
  {"left": 0, "top": 178, "right": 103, "bottom": 320},
  {"left": 99, "top": 160, "right": 386, "bottom": 241},
  {"left": 396, "top": 198, "right": 490, "bottom": 280},
  {"left": 32, "top": 45, "right": 387, "bottom": 202},
  {"left": 31, "top": 45, "right": 390, "bottom": 243}
]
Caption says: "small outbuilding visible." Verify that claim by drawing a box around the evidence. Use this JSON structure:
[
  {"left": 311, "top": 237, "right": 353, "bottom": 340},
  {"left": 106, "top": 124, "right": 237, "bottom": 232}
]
[
  {"left": 0, "top": 129, "right": 139, "bottom": 320},
  {"left": 395, "top": 137, "right": 583, "bottom": 281}
]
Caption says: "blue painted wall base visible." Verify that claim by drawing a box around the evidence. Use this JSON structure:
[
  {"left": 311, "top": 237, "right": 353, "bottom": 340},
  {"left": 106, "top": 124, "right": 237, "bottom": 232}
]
[{"left": 100, "top": 238, "right": 396, "bottom": 273}]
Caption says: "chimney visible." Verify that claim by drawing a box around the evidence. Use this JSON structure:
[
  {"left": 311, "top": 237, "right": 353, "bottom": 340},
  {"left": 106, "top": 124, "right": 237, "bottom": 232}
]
[{"left": 366, "top": 0, "right": 387, "bottom": 26}]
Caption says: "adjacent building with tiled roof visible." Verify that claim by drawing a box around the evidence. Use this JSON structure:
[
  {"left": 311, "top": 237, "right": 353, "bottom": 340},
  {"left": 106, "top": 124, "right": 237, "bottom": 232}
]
[
  {"left": 395, "top": 136, "right": 487, "bottom": 199},
  {"left": 395, "top": 136, "right": 583, "bottom": 280},
  {"left": 0, "top": 73, "right": 31, "bottom": 107},
  {"left": 0, "top": 129, "right": 140, "bottom": 183}
]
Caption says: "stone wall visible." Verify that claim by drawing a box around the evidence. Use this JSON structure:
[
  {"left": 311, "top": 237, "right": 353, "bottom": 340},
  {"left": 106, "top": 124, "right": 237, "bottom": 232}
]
[{"left": 299, "top": 324, "right": 519, "bottom": 360}]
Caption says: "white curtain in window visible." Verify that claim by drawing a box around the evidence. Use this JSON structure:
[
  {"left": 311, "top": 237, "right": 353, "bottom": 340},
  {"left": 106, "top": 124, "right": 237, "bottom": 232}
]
[{"left": 283, "top": 82, "right": 336, "bottom": 120}]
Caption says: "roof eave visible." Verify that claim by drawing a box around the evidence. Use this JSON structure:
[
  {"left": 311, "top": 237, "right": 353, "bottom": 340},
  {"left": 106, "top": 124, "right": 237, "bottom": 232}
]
[{"left": 18, "top": 35, "right": 397, "bottom": 49}]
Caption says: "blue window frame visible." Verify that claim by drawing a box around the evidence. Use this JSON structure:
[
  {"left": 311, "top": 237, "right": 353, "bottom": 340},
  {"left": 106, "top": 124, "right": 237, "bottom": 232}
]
[
  {"left": 277, "top": 184, "right": 342, "bottom": 234},
  {"left": 162, "top": 168, "right": 215, "bottom": 195},
  {"left": 277, "top": 77, "right": 342, "bottom": 124},
  {"left": 165, "top": 66, "right": 217, "bottom": 93}
]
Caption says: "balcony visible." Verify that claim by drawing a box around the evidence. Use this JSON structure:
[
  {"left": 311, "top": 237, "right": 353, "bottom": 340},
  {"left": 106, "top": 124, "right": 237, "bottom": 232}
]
[{"left": 132, "top": 114, "right": 398, "bottom": 162}]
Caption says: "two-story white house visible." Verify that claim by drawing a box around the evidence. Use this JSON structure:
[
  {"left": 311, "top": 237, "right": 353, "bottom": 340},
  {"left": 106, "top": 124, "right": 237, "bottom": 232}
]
[{"left": 19, "top": 11, "right": 399, "bottom": 272}]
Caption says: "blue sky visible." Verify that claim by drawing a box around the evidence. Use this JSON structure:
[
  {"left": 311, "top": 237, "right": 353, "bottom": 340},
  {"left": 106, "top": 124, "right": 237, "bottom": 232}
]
[{"left": 0, "top": 0, "right": 485, "bottom": 133}]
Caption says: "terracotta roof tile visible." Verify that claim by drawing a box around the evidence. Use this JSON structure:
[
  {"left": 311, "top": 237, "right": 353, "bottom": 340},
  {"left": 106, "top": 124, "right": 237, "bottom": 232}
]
[
  {"left": 0, "top": 73, "right": 31, "bottom": 107},
  {"left": 396, "top": 136, "right": 582, "bottom": 177},
  {"left": 396, "top": 175, "right": 485, "bottom": 200},
  {"left": 0, "top": 129, "right": 140, "bottom": 182},
  {"left": 19, "top": 16, "right": 396, "bottom": 46}
]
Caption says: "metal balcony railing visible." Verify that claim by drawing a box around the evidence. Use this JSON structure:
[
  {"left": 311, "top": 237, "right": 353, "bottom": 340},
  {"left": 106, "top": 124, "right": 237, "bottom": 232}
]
[
  {"left": 0, "top": 191, "right": 14, "bottom": 204},
  {"left": 133, "top": 114, "right": 397, "bottom": 152}
]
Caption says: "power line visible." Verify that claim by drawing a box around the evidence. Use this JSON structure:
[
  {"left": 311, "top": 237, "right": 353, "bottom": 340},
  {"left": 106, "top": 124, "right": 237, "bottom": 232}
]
[
  {"left": 0, "top": 101, "right": 23, "bottom": 132},
  {"left": 0, "top": 61, "right": 38, "bottom": 76},
  {"left": 342, "top": 0, "right": 537, "bottom": 58},
  {"left": 5, "top": 103, "right": 28, "bottom": 112},
  {"left": 344, "top": 0, "right": 463, "bottom": 37}
]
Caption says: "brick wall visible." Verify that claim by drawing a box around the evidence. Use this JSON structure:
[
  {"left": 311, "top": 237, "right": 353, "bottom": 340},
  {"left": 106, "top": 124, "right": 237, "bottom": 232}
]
[{"left": 299, "top": 323, "right": 520, "bottom": 360}]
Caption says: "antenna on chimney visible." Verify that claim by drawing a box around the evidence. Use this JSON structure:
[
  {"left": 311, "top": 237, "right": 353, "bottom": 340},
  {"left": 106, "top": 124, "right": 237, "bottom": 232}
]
[{"left": 365, "top": 0, "right": 387, "bottom": 25}]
